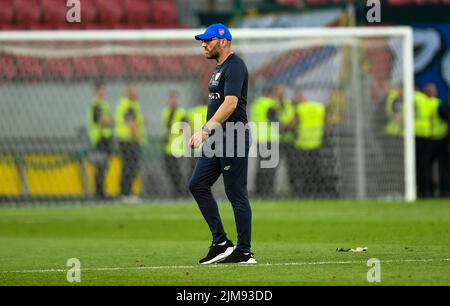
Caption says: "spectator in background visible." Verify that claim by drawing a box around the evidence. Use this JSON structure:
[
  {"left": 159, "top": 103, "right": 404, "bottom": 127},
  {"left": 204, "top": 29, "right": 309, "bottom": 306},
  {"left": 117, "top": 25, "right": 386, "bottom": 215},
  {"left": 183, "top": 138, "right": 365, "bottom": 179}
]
[
  {"left": 115, "top": 84, "right": 146, "bottom": 202},
  {"left": 322, "top": 87, "right": 346, "bottom": 198},
  {"left": 382, "top": 85, "right": 404, "bottom": 197},
  {"left": 161, "top": 90, "right": 189, "bottom": 198},
  {"left": 414, "top": 86, "right": 434, "bottom": 198},
  {"left": 424, "top": 83, "right": 450, "bottom": 197},
  {"left": 291, "top": 91, "right": 326, "bottom": 198},
  {"left": 250, "top": 85, "right": 279, "bottom": 197},
  {"left": 187, "top": 98, "right": 208, "bottom": 172},
  {"left": 273, "top": 84, "right": 297, "bottom": 197},
  {"left": 87, "top": 82, "right": 113, "bottom": 199}
]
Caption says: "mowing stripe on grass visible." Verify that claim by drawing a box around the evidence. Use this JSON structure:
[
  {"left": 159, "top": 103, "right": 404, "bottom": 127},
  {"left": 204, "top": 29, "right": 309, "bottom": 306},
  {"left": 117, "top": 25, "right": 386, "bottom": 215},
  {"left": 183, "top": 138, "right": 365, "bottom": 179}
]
[{"left": 2, "top": 258, "right": 449, "bottom": 274}]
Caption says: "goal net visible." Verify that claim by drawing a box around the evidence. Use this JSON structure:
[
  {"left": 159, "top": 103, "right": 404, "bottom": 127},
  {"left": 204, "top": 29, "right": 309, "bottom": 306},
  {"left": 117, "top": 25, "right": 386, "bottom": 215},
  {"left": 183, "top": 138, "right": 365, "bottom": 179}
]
[{"left": 0, "top": 28, "right": 415, "bottom": 202}]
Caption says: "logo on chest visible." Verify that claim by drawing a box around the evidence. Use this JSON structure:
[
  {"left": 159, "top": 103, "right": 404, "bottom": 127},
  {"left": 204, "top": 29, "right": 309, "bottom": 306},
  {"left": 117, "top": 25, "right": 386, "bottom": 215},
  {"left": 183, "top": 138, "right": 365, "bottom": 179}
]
[{"left": 209, "top": 72, "right": 221, "bottom": 86}]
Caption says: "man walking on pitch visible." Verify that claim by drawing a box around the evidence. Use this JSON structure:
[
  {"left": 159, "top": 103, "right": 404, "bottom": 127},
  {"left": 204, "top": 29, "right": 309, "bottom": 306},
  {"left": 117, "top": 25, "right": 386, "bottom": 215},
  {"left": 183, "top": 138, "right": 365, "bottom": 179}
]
[{"left": 189, "top": 24, "right": 256, "bottom": 264}]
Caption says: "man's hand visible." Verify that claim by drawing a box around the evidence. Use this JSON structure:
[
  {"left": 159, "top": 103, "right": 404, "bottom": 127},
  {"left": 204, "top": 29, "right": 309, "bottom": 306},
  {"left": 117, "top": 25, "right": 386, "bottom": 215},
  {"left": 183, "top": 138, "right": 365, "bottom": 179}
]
[{"left": 189, "top": 130, "right": 209, "bottom": 149}]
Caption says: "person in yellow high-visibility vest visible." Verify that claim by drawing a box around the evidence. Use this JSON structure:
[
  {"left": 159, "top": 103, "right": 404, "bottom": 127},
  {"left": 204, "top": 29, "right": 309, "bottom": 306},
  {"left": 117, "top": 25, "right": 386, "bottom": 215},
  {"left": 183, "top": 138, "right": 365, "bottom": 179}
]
[
  {"left": 250, "top": 85, "right": 279, "bottom": 197},
  {"left": 425, "top": 84, "right": 450, "bottom": 197},
  {"left": 87, "top": 82, "right": 113, "bottom": 199},
  {"left": 273, "top": 84, "right": 297, "bottom": 197},
  {"left": 382, "top": 86, "right": 404, "bottom": 196},
  {"left": 414, "top": 87, "right": 434, "bottom": 198},
  {"left": 384, "top": 87, "right": 404, "bottom": 138},
  {"left": 161, "top": 90, "right": 189, "bottom": 198},
  {"left": 115, "top": 84, "right": 147, "bottom": 201},
  {"left": 291, "top": 92, "right": 326, "bottom": 198},
  {"left": 187, "top": 99, "right": 208, "bottom": 172}
]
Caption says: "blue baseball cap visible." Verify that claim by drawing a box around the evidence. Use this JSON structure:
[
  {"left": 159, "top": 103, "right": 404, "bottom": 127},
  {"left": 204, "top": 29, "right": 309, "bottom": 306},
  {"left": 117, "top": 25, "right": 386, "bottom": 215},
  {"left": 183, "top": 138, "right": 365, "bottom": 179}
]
[{"left": 195, "top": 23, "right": 232, "bottom": 41}]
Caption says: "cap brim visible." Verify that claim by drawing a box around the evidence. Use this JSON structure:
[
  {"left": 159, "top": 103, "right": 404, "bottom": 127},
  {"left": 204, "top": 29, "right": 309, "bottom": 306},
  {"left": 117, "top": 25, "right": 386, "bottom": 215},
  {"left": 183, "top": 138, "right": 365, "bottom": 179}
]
[{"left": 195, "top": 33, "right": 214, "bottom": 40}]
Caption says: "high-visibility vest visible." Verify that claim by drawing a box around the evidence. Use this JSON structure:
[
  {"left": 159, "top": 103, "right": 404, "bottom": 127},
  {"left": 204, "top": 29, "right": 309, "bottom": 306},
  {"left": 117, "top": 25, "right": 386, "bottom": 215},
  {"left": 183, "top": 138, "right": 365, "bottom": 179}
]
[
  {"left": 430, "top": 97, "right": 448, "bottom": 140},
  {"left": 251, "top": 96, "right": 279, "bottom": 143},
  {"left": 276, "top": 99, "right": 295, "bottom": 143},
  {"left": 295, "top": 101, "right": 326, "bottom": 150},
  {"left": 162, "top": 106, "right": 186, "bottom": 156},
  {"left": 414, "top": 91, "right": 433, "bottom": 138},
  {"left": 384, "top": 89, "right": 403, "bottom": 137},
  {"left": 115, "top": 97, "right": 147, "bottom": 144},
  {"left": 188, "top": 104, "right": 208, "bottom": 132},
  {"left": 88, "top": 98, "right": 113, "bottom": 145},
  {"left": 188, "top": 104, "right": 208, "bottom": 154}
]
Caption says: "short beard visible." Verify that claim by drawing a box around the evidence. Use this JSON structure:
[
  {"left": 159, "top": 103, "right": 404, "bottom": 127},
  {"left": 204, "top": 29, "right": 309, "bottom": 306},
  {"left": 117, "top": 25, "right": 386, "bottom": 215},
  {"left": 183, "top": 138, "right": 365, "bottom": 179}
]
[{"left": 207, "top": 46, "right": 221, "bottom": 60}]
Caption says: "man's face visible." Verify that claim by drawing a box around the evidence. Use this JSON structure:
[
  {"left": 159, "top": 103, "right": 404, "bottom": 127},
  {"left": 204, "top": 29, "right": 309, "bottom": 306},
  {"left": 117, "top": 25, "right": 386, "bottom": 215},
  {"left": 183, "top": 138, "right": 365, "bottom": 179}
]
[
  {"left": 96, "top": 86, "right": 105, "bottom": 99},
  {"left": 424, "top": 84, "right": 437, "bottom": 97},
  {"left": 274, "top": 85, "right": 286, "bottom": 99},
  {"left": 128, "top": 85, "right": 138, "bottom": 101},
  {"left": 294, "top": 93, "right": 305, "bottom": 104},
  {"left": 168, "top": 94, "right": 178, "bottom": 108},
  {"left": 201, "top": 38, "right": 222, "bottom": 60}
]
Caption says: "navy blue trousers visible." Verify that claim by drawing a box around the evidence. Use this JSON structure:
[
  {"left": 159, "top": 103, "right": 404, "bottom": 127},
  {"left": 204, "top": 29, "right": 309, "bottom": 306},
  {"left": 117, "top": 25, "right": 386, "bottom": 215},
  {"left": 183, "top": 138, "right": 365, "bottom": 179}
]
[{"left": 189, "top": 134, "right": 252, "bottom": 253}]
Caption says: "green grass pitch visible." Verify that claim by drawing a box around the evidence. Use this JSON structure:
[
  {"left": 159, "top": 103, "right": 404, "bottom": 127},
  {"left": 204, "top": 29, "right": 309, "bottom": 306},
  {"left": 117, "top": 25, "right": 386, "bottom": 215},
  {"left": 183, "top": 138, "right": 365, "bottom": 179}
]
[{"left": 0, "top": 200, "right": 449, "bottom": 286}]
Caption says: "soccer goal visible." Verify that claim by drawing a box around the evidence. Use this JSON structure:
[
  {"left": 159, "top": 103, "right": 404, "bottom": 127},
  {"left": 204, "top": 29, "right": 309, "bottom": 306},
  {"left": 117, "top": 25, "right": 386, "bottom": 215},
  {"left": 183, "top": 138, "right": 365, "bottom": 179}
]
[{"left": 0, "top": 27, "right": 415, "bottom": 202}]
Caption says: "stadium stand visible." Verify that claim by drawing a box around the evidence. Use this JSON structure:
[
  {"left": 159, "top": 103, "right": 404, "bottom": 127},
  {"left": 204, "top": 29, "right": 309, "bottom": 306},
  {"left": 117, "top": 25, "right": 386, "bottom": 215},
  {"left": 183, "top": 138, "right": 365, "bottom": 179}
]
[
  {"left": 45, "top": 58, "right": 74, "bottom": 78},
  {"left": 0, "top": 0, "right": 181, "bottom": 30},
  {"left": 156, "top": 56, "right": 185, "bottom": 78},
  {"left": 0, "top": 55, "right": 16, "bottom": 81},
  {"left": 127, "top": 56, "right": 159, "bottom": 76},
  {"left": 16, "top": 56, "right": 45, "bottom": 79},
  {"left": 97, "top": 0, "right": 124, "bottom": 27},
  {"left": 73, "top": 56, "right": 102, "bottom": 78},
  {"left": 152, "top": 0, "right": 178, "bottom": 27},
  {"left": 42, "top": 0, "right": 67, "bottom": 27},
  {"left": 15, "top": 0, "right": 42, "bottom": 28},
  {"left": 80, "top": 0, "right": 99, "bottom": 26},
  {"left": 100, "top": 56, "right": 129, "bottom": 77},
  {"left": 124, "top": 0, "right": 153, "bottom": 25},
  {"left": 0, "top": 0, "right": 15, "bottom": 26}
]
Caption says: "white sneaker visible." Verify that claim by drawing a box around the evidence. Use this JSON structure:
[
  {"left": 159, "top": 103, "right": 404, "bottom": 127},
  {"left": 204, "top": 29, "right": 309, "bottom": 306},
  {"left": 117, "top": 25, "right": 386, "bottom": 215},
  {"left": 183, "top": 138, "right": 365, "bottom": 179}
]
[{"left": 218, "top": 249, "right": 257, "bottom": 264}]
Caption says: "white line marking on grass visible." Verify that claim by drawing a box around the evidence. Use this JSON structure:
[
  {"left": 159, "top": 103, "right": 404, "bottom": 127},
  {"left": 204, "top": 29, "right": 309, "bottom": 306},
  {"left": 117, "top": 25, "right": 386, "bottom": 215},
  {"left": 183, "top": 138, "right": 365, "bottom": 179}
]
[{"left": 2, "top": 258, "right": 449, "bottom": 274}]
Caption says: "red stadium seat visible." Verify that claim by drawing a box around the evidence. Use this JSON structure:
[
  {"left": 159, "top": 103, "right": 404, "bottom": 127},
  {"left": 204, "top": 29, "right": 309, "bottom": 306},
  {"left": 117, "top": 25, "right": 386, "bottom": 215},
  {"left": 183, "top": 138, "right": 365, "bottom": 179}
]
[
  {"left": 100, "top": 56, "right": 128, "bottom": 76},
  {"left": 40, "top": 0, "right": 97, "bottom": 28},
  {"left": 124, "top": 0, "right": 152, "bottom": 25},
  {"left": 150, "top": 22, "right": 181, "bottom": 29},
  {"left": 80, "top": 0, "right": 98, "bottom": 24},
  {"left": 15, "top": 0, "right": 42, "bottom": 26},
  {"left": 0, "top": 0, "right": 15, "bottom": 25},
  {"left": 29, "top": 23, "right": 59, "bottom": 30},
  {"left": 0, "top": 56, "right": 17, "bottom": 80},
  {"left": 111, "top": 23, "right": 150, "bottom": 29},
  {"left": 156, "top": 56, "right": 184, "bottom": 77},
  {"left": 97, "top": 0, "right": 124, "bottom": 25},
  {"left": 183, "top": 56, "right": 214, "bottom": 75},
  {"left": 74, "top": 57, "right": 101, "bottom": 77},
  {"left": 152, "top": 0, "right": 178, "bottom": 26},
  {"left": 42, "top": 0, "right": 67, "bottom": 26},
  {"left": 127, "top": 56, "right": 158, "bottom": 76},
  {"left": 55, "top": 22, "right": 84, "bottom": 30},
  {"left": 16, "top": 57, "right": 45, "bottom": 79},
  {"left": 81, "top": 23, "right": 111, "bottom": 30},
  {"left": 45, "top": 58, "right": 74, "bottom": 78},
  {"left": 0, "top": 24, "right": 24, "bottom": 30}
]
